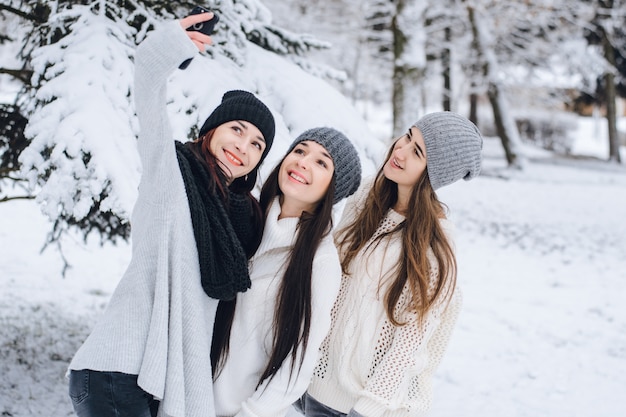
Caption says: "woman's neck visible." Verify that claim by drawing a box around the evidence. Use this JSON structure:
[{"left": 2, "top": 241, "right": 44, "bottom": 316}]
[
  {"left": 394, "top": 187, "right": 411, "bottom": 215},
  {"left": 277, "top": 195, "right": 314, "bottom": 220}
]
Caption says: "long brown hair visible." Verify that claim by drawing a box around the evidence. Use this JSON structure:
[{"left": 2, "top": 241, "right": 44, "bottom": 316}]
[
  {"left": 211, "top": 154, "right": 336, "bottom": 388},
  {"left": 336, "top": 142, "right": 457, "bottom": 325}
]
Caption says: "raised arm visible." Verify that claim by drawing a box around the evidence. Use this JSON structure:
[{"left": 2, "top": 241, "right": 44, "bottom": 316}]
[{"left": 133, "top": 15, "right": 212, "bottom": 168}]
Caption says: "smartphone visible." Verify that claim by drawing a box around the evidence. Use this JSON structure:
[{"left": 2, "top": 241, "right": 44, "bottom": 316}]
[
  {"left": 179, "top": 6, "right": 220, "bottom": 70},
  {"left": 186, "top": 6, "right": 220, "bottom": 36}
]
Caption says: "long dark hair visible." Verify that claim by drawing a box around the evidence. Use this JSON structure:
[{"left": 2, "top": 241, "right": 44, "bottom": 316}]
[
  {"left": 336, "top": 141, "right": 457, "bottom": 326},
  {"left": 185, "top": 129, "right": 264, "bottom": 257},
  {"left": 211, "top": 154, "right": 336, "bottom": 388},
  {"left": 185, "top": 129, "right": 261, "bottom": 195}
]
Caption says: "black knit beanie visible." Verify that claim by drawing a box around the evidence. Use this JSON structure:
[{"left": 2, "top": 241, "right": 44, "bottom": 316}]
[
  {"left": 199, "top": 90, "right": 275, "bottom": 162},
  {"left": 286, "top": 127, "right": 362, "bottom": 203}
]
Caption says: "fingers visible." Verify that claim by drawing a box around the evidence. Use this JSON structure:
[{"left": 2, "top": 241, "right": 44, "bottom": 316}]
[
  {"left": 180, "top": 13, "right": 214, "bottom": 52},
  {"left": 180, "top": 12, "right": 214, "bottom": 30},
  {"left": 188, "top": 31, "right": 213, "bottom": 51}
]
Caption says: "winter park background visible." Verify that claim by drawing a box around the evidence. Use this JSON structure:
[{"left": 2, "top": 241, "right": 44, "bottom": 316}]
[{"left": 1, "top": 1, "right": 626, "bottom": 417}]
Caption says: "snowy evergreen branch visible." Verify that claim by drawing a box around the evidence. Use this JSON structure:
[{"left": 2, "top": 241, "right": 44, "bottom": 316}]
[
  {"left": 0, "top": 3, "right": 49, "bottom": 23},
  {"left": 0, "top": 68, "right": 33, "bottom": 84}
]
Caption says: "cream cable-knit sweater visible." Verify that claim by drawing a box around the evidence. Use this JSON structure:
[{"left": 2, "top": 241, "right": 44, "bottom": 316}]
[
  {"left": 308, "top": 179, "right": 462, "bottom": 417},
  {"left": 213, "top": 197, "right": 342, "bottom": 417},
  {"left": 69, "top": 21, "right": 220, "bottom": 417}
]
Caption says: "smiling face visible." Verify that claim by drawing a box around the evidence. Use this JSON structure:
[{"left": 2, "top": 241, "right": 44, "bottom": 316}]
[
  {"left": 209, "top": 120, "right": 267, "bottom": 179},
  {"left": 278, "top": 140, "right": 335, "bottom": 217},
  {"left": 382, "top": 126, "right": 428, "bottom": 198}
]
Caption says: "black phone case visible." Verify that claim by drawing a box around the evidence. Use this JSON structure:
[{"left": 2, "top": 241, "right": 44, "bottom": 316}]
[{"left": 179, "top": 7, "right": 220, "bottom": 70}]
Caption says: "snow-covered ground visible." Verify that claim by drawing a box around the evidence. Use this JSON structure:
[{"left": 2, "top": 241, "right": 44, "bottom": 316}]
[{"left": 1, "top": 115, "right": 626, "bottom": 416}]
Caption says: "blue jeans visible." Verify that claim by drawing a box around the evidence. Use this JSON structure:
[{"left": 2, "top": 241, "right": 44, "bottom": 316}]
[
  {"left": 69, "top": 369, "right": 159, "bottom": 417},
  {"left": 296, "top": 392, "right": 346, "bottom": 417}
]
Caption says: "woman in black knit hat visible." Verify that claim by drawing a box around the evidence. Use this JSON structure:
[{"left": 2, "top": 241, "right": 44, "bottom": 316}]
[
  {"left": 68, "top": 12, "right": 274, "bottom": 417},
  {"left": 211, "top": 127, "right": 362, "bottom": 417}
]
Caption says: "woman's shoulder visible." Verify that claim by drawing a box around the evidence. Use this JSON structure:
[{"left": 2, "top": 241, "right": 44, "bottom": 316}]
[
  {"left": 311, "top": 234, "right": 341, "bottom": 276},
  {"left": 315, "top": 233, "right": 341, "bottom": 262},
  {"left": 353, "top": 175, "right": 375, "bottom": 204},
  {"left": 336, "top": 175, "right": 373, "bottom": 229},
  {"left": 311, "top": 234, "right": 342, "bottom": 297}
]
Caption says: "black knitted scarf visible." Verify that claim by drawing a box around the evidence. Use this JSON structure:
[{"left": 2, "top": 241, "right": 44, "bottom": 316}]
[{"left": 175, "top": 141, "right": 251, "bottom": 301}]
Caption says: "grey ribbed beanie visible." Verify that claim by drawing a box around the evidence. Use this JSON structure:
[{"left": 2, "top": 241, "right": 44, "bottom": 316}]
[
  {"left": 414, "top": 112, "right": 483, "bottom": 190},
  {"left": 287, "top": 127, "right": 362, "bottom": 203}
]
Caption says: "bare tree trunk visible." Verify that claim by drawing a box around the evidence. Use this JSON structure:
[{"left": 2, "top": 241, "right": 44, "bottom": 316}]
[
  {"left": 601, "top": 29, "right": 621, "bottom": 163},
  {"left": 487, "top": 83, "right": 516, "bottom": 163},
  {"left": 466, "top": 4, "right": 523, "bottom": 168},
  {"left": 469, "top": 91, "right": 478, "bottom": 126},
  {"left": 442, "top": 27, "right": 451, "bottom": 111},
  {"left": 391, "top": 0, "right": 426, "bottom": 137}
]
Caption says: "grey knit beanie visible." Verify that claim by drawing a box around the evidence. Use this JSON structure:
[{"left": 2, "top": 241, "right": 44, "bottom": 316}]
[
  {"left": 286, "top": 127, "right": 362, "bottom": 203},
  {"left": 414, "top": 112, "right": 483, "bottom": 190}
]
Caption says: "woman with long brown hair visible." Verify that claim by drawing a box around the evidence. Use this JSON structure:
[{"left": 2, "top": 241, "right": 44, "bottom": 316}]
[
  {"left": 211, "top": 127, "right": 361, "bottom": 417},
  {"left": 301, "top": 112, "right": 483, "bottom": 417}
]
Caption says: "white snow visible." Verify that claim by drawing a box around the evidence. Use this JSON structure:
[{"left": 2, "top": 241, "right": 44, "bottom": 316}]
[
  {"left": 2, "top": 114, "right": 626, "bottom": 416},
  {"left": 2, "top": 5, "right": 626, "bottom": 416}
]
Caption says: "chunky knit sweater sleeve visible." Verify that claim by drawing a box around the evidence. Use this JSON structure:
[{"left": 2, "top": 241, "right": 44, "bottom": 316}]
[{"left": 134, "top": 20, "right": 197, "bottom": 183}]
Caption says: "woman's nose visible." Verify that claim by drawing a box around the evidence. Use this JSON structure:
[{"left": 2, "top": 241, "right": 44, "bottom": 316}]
[
  {"left": 394, "top": 147, "right": 407, "bottom": 160},
  {"left": 297, "top": 155, "right": 311, "bottom": 169},
  {"left": 235, "top": 139, "right": 248, "bottom": 154}
]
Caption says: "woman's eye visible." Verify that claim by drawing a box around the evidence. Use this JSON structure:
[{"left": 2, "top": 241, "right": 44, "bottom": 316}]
[
  {"left": 253, "top": 142, "right": 263, "bottom": 151},
  {"left": 318, "top": 160, "right": 328, "bottom": 168},
  {"left": 232, "top": 126, "right": 242, "bottom": 134},
  {"left": 294, "top": 148, "right": 305, "bottom": 155}
]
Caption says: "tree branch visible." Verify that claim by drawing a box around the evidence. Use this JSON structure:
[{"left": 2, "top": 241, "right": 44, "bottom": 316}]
[
  {"left": 0, "top": 4, "right": 47, "bottom": 23},
  {"left": 0, "top": 195, "right": 35, "bottom": 203},
  {"left": 0, "top": 68, "right": 32, "bottom": 84}
]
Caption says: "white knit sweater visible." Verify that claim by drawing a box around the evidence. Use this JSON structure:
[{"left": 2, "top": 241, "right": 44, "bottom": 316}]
[
  {"left": 213, "top": 197, "right": 342, "bottom": 417},
  {"left": 69, "top": 21, "right": 220, "bottom": 417},
  {"left": 307, "top": 179, "right": 462, "bottom": 417}
]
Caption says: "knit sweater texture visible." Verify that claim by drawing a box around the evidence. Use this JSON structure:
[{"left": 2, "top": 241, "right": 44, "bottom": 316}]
[
  {"left": 69, "top": 21, "right": 228, "bottom": 417},
  {"left": 213, "top": 197, "right": 342, "bottom": 417},
  {"left": 307, "top": 178, "right": 462, "bottom": 417}
]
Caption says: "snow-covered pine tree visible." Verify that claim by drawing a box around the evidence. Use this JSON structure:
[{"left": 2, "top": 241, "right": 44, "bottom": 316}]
[
  {"left": 0, "top": 104, "right": 30, "bottom": 202},
  {"left": 8, "top": 0, "right": 363, "bottom": 249}
]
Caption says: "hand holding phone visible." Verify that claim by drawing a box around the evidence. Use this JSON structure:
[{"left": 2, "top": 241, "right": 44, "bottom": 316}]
[
  {"left": 179, "top": 6, "right": 220, "bottom": 70},
  {"left": 186, "top": 6, "right": 220, "bottom": 36}
]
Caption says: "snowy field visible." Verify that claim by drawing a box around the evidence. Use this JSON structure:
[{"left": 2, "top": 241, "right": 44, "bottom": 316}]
[{"left": 1, "top": 116, "right": 626, "bottom": 416}]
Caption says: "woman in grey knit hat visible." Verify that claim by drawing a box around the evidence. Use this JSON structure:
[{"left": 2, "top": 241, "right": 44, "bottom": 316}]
[
  {"left": 211, "top": 127, "right": 362, "bottom": 417},
  {"left": 301, "top": 112, "right": 483, "bottom": 417}
]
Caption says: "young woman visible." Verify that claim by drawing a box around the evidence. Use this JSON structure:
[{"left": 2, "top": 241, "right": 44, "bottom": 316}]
[
  {"left": 211, "top": 127, "right": 362, "bottom": 417},
  {"left": 68, "top": 13, "right": 275, "bottom": 417},
  {"left": 300, "top": 112, "right": 483, "bottom": 417}
]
